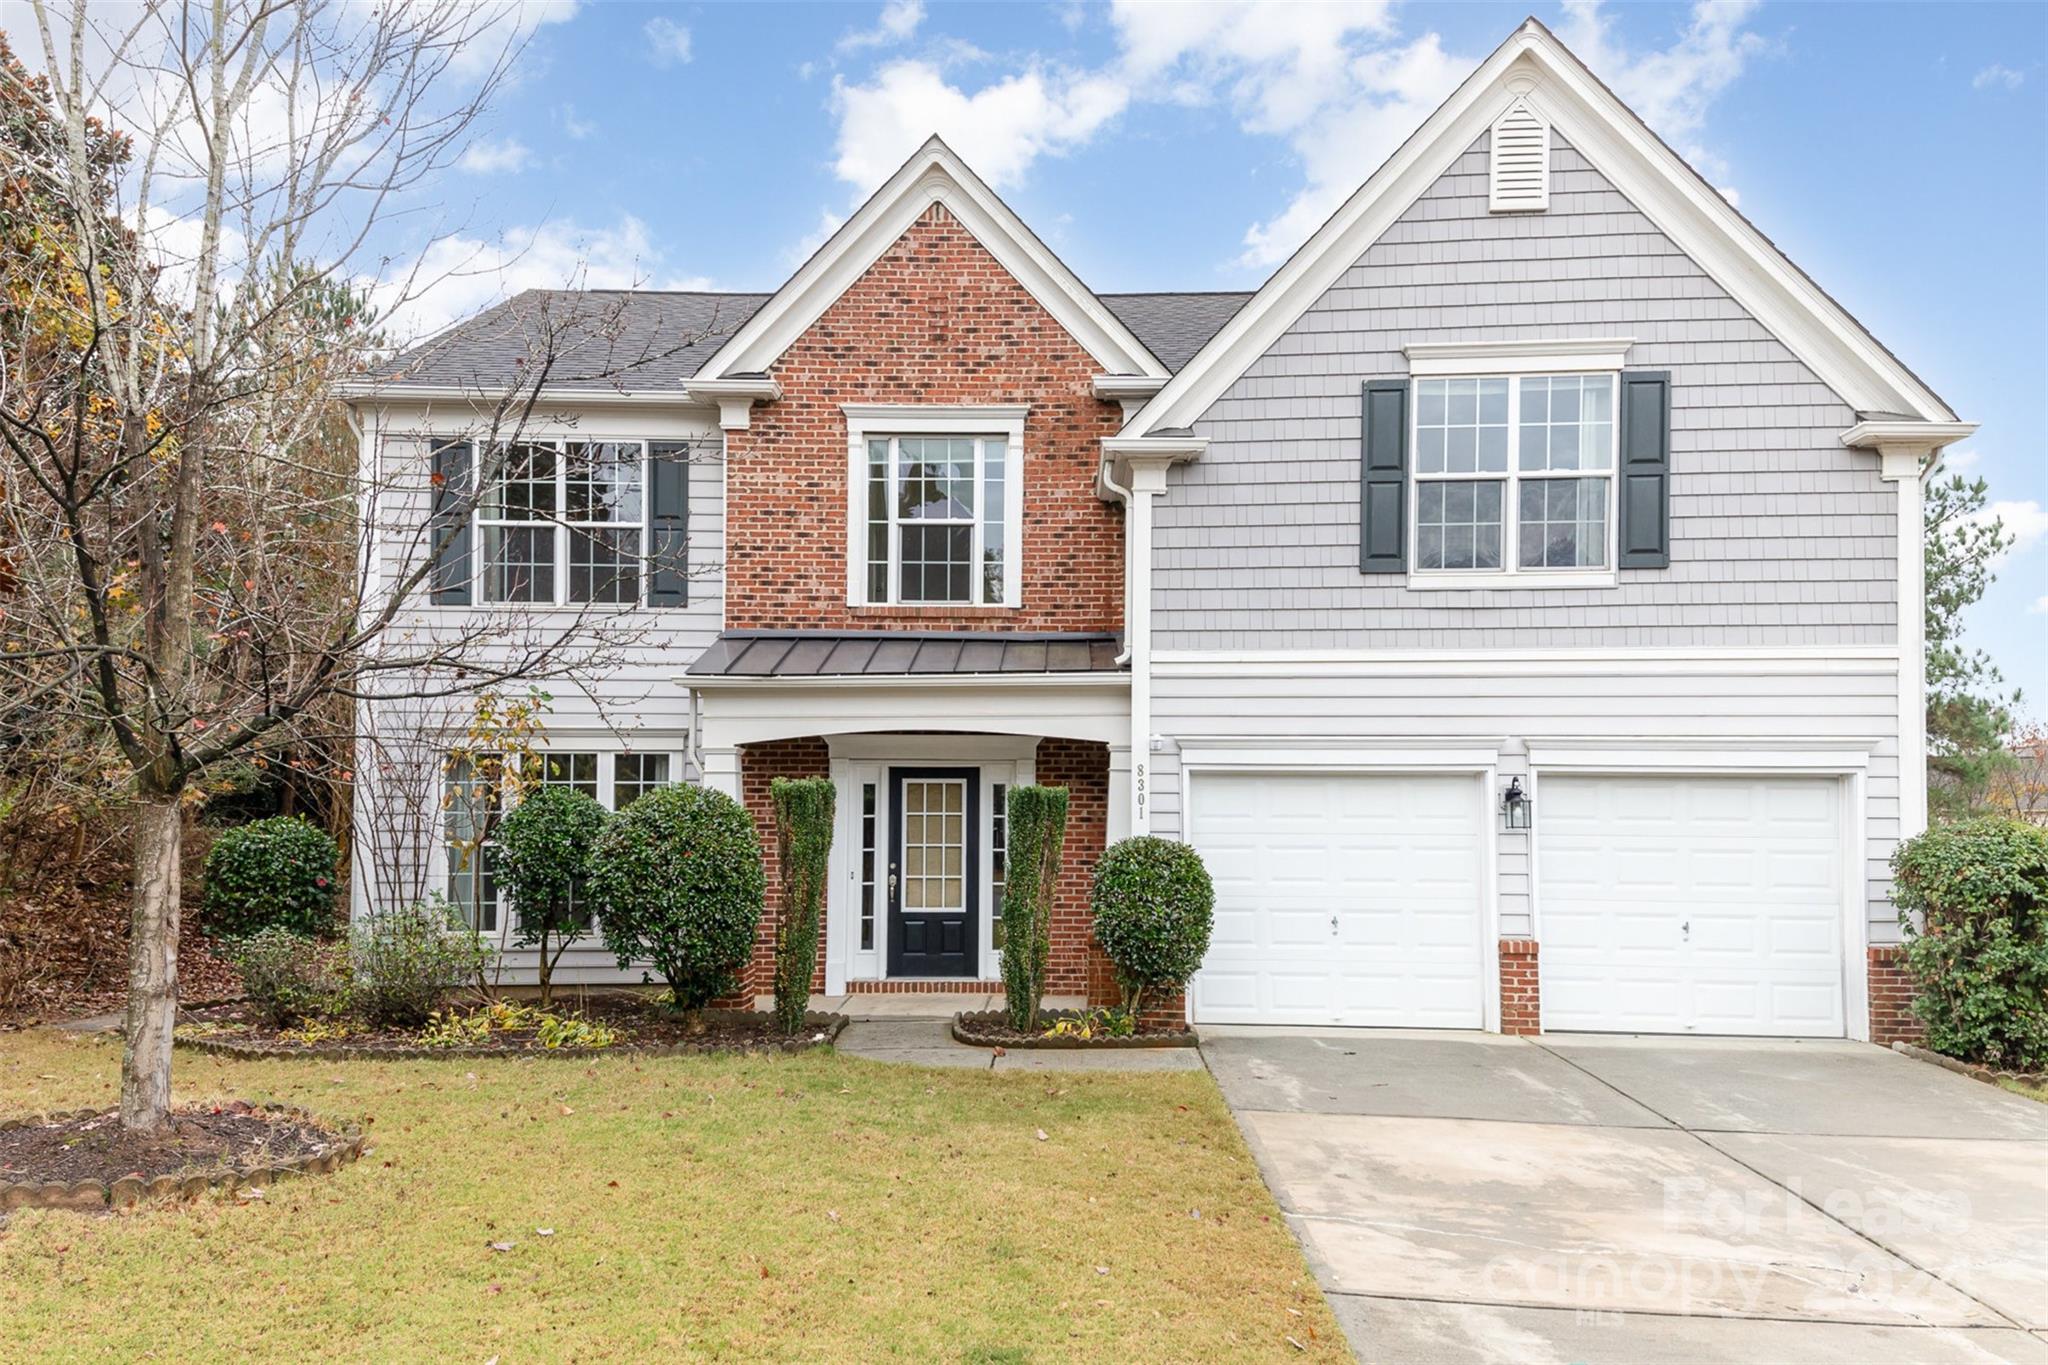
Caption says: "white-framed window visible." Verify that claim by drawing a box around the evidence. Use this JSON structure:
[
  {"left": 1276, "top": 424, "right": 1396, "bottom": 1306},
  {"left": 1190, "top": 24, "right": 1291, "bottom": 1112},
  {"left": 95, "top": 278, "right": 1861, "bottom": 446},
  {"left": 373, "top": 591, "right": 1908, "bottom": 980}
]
[
  {"left": 479, "top": 440, "right": 646, "bottom": 605},
  {"left": 1411, "top": 373, "right": 1616, "bottom": 579},
  {"left": 843, "top": 405, "right": 1025, "bottom": 607},
  {"left": 443, "top": 746, "right": 682, "bottom": 937}
]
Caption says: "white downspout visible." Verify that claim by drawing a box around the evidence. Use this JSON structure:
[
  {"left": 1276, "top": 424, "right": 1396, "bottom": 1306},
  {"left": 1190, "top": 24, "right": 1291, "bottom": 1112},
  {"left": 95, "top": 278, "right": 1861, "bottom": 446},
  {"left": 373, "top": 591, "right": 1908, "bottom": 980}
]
[{"left": 1127, "top": 480, "right": 1155, "bottom": 836}]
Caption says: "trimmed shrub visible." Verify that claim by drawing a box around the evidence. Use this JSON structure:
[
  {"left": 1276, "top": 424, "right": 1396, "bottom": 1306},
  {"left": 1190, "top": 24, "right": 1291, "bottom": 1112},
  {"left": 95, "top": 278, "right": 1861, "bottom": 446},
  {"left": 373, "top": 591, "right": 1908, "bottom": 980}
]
[
  {"left": 1091, "top": 836, "right": 1215, "bottom": 1017},
  {"left": 1894, "top": 817, "right": 2048, "bottom": 1069},
  {"left": 1001, "top": 785, "right": 1069, "bottom": 1031},
  {"left": 202, "top": 816, "right": 341, "bottom": 938},
  {"left": 770, "top": 777, "right": 836, "bottom": 1035},
  {"left": 349, "top": 897, "right": 488, "bottom": 1028},
  {"left": 587, "top": 784, "right": 765, "bottom": 1013},
  {"left": 227, "top": 928, "right": 349, "bottom": 1027},
  {"left": 496, "top": 785, "right": 608, "bottom": 1007}
]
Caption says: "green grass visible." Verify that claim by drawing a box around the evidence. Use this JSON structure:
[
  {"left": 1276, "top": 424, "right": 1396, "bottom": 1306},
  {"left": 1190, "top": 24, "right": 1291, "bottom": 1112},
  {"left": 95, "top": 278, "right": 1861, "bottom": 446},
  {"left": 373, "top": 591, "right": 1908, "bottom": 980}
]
[
  {"left": 1998, "top": 1077, "right": 2048, "bottom": 1105},
  {"left": 0, "top": 1030, "right": 1343, "bottom": 1362}
]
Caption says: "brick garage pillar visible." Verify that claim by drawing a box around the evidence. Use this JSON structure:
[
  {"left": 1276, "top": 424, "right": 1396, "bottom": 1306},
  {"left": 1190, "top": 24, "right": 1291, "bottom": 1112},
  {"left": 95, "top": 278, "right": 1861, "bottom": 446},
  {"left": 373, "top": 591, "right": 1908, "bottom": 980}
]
[
  {"left": 1499, "top": 938, "right": 1541, "bottom": 1035},
  {"left": 1867, "top": 944, "right": 1922, "bottom": 1045},
  {"left": 721, "top": 738, "right": 832, "bottom": 1008}
]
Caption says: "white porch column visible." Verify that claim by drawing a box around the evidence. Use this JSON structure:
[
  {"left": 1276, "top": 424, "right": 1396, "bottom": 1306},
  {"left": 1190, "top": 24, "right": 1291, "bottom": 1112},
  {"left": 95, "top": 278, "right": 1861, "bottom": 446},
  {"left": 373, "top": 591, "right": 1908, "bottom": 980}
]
[
  {"left": 700, "top": 745, "right": 740, "bottom": 799},
  {"left": 1107, "top": 744, "right": 1134, "bottom": 846}
]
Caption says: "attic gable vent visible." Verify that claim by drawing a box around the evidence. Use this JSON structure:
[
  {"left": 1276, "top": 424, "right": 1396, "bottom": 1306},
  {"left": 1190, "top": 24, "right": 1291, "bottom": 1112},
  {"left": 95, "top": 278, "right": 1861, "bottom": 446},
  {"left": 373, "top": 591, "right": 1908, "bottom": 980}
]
[{"left": 1489, "top": 98, "right": 1551, "bottom": 213}]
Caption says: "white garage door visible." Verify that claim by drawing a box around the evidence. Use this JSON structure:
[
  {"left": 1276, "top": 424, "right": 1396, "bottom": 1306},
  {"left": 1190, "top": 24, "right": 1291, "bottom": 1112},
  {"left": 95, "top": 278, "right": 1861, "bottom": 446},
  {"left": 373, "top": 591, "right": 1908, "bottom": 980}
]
[
  {"left": 1191, "top": 771, "right": 1486, "bottom": 1027},
  {"left": 1539, "top": 775, "right": 1846, "bottom": 1037}
]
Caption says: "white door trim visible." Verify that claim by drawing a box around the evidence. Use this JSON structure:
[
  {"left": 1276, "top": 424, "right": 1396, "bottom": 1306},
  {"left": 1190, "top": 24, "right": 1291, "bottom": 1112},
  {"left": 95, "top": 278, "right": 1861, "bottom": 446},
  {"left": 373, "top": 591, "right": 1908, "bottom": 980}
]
[
  {"left": 1526, "top": 754, "right": 1871, "bottom": 1041},
  {"left": 1182, "top": 750, "right": 1501, "bottom": 1032}
]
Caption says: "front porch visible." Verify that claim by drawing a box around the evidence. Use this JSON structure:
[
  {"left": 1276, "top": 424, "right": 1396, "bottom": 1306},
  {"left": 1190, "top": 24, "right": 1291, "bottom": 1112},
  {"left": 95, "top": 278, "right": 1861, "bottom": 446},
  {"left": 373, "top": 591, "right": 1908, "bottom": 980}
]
[{"left": 687, "top": 631, "right": 1135, "bottom": 1009}]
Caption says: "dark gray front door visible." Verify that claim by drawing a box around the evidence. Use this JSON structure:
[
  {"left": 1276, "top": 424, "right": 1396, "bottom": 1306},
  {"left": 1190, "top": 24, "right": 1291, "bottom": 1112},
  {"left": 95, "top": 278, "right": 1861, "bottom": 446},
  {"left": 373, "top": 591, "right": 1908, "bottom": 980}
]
[{"left": 887, "top": 767, "right": 978, "bottom": 977}]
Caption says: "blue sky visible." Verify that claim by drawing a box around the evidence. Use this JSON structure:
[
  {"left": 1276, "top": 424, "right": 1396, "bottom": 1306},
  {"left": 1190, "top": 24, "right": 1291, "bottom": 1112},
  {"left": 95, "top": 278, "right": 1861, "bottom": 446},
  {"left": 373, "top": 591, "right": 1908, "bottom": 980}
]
[{"left": 397, "top": 0, "right": 2045, "bottom": 702}]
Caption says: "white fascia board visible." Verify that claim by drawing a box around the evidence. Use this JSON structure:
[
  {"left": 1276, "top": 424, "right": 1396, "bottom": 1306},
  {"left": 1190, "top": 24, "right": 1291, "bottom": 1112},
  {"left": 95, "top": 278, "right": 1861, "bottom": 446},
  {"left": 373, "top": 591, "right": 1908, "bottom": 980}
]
[
  {"left": 1091, "top": 375, "right": 1167, "bottom": 401},
  {"left": 1127, "top": 21, "right": 1956, "bottom": 435},
  {"left": 682, "top": 672, "right": 1129, "bottom": 690},
  {"left": 1841, "top": 419, "right": 1979, "bottom": 481},
  {"left": 842, "top": 403, "right": 1029, "bottom": 429},
  {"left": 695, "top": 139, "right": 1166, "bottom": 383},
  {"left": 340, "top": 383, "right": 702, "bottom": 409},
  {"left": 1405, "top": 337, "right": 1635, "bottom": 376}
]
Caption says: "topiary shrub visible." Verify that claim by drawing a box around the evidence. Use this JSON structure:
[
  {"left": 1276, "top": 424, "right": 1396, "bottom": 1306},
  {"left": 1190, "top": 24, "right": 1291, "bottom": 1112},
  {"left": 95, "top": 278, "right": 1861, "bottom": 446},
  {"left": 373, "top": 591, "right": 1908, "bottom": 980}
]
[
  {"left": 495, "top": 785, "right": 608, "bottom": 1007},
  {"left": 202, "top": 816, "right": 341, "bottom": 938},
  {"left": 349, "top": 897, "right": 488, "bottom": 1028},
  {"left": 770, "top": 777, "right": 835, "bottom": 1035},
  {"left": 227, "top": 928, "right": 349, "bottom": 1027},
  {"left": 1091, "top": 836, "right": 1215, "bottom": 1018},
  {"left": 1001, "top": 785, "right": 1069, "bottom": 1031},
  {"left": 1894, "top": 817, "right": 2048, "bottom": 1070},
  {"left": 587, "top": 784, "right": 765, "bottom": 1014}
]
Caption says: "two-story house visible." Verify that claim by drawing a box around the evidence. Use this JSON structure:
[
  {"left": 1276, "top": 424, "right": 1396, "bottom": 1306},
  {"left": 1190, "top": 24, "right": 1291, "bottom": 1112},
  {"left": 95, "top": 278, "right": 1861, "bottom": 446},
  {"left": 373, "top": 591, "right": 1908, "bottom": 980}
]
[{"left": 346, "top": 20, "right": 1971, "bottom": 1040}]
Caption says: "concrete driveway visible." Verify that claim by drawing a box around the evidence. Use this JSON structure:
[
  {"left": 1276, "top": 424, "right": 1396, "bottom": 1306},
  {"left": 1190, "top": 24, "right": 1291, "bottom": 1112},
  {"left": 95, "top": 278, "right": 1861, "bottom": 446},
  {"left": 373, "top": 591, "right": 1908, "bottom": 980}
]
[{"left": 1204, "top": 1029, "right": 2048, "bottom": 1364}]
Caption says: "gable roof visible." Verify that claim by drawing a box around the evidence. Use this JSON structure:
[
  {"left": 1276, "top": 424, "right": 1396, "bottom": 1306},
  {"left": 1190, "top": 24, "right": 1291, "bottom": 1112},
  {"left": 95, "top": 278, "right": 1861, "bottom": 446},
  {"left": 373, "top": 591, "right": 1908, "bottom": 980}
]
[
  {"left": 359, "top": 288, "right": 1248, "bottom": 396},
  {"left": 693, "top": 136, "right": 1170, "bottom": 382},
  {"left": 1128, "top": 18, "right": 1959, "bottom": 435}
]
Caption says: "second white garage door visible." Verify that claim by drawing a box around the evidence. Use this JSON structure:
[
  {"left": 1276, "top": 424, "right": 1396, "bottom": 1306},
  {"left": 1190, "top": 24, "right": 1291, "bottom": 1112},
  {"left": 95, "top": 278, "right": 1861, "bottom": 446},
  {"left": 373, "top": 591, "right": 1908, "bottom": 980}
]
[
  {"left": 1190, "top": 771, "right": 1486, "bottom": 1027},
  {"left": 1538, "top": 774, "right": 1847, "bottom": 1037}
]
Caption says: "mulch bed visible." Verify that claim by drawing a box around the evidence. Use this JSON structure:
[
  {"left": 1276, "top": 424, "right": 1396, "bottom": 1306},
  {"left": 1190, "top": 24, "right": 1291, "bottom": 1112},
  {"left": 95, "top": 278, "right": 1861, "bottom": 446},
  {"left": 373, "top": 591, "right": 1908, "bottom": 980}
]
[
  {"left": 176, "top": 995, "right": 848, "bottom": 1059},
  {"left": 0, "top": 1101, "right": 362, "bottom": 1212},
  {"left": 1891, "top": 1041, "right": 2048, "bottom": 1090},
  {"left": 952, "top": 1009, "right": 1198, "bottom": 1050}
]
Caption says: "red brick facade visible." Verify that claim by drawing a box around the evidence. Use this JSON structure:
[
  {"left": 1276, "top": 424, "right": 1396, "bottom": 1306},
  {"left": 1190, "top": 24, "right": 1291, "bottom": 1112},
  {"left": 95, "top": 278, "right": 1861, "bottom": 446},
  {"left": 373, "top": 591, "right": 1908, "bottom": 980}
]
[
  {"left": 1868, "top": 944, "right": 1923, "bottom": 1046},
  {"left": 728, "top": 737, "right": 833, "bottom": 1005},
  {"left": 722, "top": 203, "right": 1125, "bottom": 633},
  {"left": 1499, "top": 938, "right": 1541, "bottom": 1035}
]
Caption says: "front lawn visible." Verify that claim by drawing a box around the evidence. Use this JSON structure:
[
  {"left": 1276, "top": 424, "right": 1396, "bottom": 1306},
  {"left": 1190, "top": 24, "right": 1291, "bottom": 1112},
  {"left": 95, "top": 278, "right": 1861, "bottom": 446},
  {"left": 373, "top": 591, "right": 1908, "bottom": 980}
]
[{"left": 0, "top": 1030, "right": 1341, "bottom": 1361}]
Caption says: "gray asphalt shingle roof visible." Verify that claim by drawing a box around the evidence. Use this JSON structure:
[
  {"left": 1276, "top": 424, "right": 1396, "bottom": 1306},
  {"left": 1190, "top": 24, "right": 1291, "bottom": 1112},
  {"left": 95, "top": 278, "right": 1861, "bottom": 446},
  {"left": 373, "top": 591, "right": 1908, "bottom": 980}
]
[
  {"left": 368, "top": 288, "right": 1251, "bottom": 393},
  {"left": 687, "top": 630, "right": 1126, "bottom": 679}
]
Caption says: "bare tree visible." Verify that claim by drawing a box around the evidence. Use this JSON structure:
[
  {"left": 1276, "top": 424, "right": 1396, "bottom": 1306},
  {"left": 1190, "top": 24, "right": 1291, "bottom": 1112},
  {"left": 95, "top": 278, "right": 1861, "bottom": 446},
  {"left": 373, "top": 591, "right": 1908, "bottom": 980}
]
[{"left": 0, "top": 3, "right": 723, "bottom": 1131}]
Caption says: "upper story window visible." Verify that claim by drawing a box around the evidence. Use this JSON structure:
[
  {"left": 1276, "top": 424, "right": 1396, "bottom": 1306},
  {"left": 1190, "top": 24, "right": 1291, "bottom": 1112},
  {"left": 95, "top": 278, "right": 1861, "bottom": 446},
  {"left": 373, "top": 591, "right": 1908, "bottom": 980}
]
[
  {"left": 844, "top": 406, "right": 1025, "bottom": 608},
  {"left": 1412, "top": 373, "right": 1615, "bottom": 576},
  {"left": 479, "top": 440, "right": 644, "bottom": 605}
]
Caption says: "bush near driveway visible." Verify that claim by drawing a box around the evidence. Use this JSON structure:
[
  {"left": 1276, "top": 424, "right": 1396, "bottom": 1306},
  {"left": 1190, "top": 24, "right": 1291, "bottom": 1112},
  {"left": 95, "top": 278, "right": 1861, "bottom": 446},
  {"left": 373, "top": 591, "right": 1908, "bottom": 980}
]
[
  {"left": 588, "top": 784, "right": 765, "bottom": 1013},
  {"left": 1893, "top": 816, "right": 2048, "bottom": 1070},
  {"left": 201, "top": 816, "right": 340, "bottom": 937},
  {"left": 1092, "top": 836, "right": 1215, "bottom": 1018}
]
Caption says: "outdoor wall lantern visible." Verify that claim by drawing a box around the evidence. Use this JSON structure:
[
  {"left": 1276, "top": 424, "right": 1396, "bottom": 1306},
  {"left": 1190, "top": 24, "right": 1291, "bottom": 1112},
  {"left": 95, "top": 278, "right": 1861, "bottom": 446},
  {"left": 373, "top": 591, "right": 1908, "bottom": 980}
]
[{"left": 1500, "top": 776, "right": 1532, "bottom": 831}]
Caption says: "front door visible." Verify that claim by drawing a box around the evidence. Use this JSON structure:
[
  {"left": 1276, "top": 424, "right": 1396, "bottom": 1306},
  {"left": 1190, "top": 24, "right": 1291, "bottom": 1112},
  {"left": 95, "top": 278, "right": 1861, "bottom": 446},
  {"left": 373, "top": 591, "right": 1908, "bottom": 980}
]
[{"left": 888, "top": 767, "right": 979, "bottom": 977}]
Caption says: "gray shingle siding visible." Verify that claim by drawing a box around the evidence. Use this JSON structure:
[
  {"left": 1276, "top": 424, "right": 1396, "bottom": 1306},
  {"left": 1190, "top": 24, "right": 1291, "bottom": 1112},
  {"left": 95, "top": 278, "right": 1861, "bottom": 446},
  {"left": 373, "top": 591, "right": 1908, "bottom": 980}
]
[{"left": 1154, "top": 134, "right": 1897, "bottom": 652}]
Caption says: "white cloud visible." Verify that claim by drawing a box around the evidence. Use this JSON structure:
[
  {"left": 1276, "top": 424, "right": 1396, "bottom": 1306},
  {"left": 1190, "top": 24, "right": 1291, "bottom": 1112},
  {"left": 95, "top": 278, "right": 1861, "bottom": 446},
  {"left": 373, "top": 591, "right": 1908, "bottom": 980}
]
[
  {"left": 644, "top": 17, "right": 693, "bottom": 67},
  {"left": 458, "top": 137, "right": 534, "bottom": 174},
  {"left": 1940, "top": 446, "right": 1983, "bottom": 475},
  {"left": 374, "top": 215, "right": 714, "bottom": 343},
  {"left": 557, "top": 104, "right": 597, "bottom": 139},
  {"left": 2031, "top": 595, "right": 2048, "bottom": 616},
  {"left": 1981, "top": 500, "right": 2048, "bottom": 560},
  {"left": 1973, "top": 63, "right": 2025, "bottom": 92},
  {"left": 786, "top": 209, "right": 848, "bottom": 267},
  {"left": 830, "top": 59, "right": 1129, "bottom": 192},
  {"left": 839, "top": 0, "right": 926, "bottom": 54}
]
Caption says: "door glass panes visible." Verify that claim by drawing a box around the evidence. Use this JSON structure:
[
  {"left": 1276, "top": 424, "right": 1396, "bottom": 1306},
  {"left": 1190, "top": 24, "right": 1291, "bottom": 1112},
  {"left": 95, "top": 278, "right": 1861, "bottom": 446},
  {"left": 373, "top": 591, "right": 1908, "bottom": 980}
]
[
  {"left": 859, "top": 782, "right": 878, "bottom": 952},
  {"left": 990, "top": 782, "right": 1008, "bottom": 951},
  {"left": 901, "top": 779, "right": 967, "bottom": 912}
]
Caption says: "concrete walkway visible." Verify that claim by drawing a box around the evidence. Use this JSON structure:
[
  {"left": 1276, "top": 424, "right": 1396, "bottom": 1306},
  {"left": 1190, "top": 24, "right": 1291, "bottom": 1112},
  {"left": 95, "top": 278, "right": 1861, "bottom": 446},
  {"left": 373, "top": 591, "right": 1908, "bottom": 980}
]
[
  {"left": 1204, "top": 1028, "right": 2048, "bottom": 1364},
  {"left": 827, "top": 995, "right": 1204, "bottom": 1073}
]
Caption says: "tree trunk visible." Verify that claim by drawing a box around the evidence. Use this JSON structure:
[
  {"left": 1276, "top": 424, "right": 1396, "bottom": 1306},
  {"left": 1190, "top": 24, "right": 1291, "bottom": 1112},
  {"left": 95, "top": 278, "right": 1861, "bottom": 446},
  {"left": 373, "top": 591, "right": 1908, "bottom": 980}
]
[{"left": 121, "top": 792, "right": 182, "bottom": 1131}]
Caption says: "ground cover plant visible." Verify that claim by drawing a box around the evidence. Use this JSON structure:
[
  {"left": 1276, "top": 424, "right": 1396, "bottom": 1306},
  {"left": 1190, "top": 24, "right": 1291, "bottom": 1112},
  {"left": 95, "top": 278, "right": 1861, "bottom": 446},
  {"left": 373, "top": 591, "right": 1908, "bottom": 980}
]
[{"left": 0, "top": 1030, "right": 1344, "bottom": 1361}]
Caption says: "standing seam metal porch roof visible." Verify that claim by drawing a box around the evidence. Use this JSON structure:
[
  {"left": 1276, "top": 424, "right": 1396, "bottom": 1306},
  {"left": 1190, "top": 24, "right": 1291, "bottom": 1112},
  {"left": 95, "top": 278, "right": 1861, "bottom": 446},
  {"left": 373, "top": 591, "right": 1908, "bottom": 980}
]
[{"left": 686, "top": 631, "right": 1126, "bottom": 679}]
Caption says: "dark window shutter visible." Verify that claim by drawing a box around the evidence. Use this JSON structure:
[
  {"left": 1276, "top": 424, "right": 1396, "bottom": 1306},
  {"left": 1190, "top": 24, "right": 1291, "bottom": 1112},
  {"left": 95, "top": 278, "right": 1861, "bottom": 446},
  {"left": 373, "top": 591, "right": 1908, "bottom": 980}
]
[
  {"left": 429, "top": 439, "right": 473, "bottom": 605},
  {"left": 1617, "top": 371, "right": 1671, "bottom": 569},
  {"left": 1360, "top": 379, "right": 1408, "bottom": 573},
  {"left": 647, "top": 440, "right": 691, "bottom": 607}
]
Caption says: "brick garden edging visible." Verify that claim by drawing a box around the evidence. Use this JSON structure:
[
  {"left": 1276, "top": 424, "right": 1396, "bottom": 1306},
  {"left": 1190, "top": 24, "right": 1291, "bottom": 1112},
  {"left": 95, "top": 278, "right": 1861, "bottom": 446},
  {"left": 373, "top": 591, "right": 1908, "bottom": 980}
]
[
  {"left": 0, "top": 1104, "right": 363, "bottom": 1213},
  {"left": 1891, "top": 1040, "right": 2048, "bottom": 1091},
  {"left": 174, "top": 1011, "right": 848, "bottom": 1061},
  {"left": 951, "top": 1010, "right": 1197, "bottom": 1050}
]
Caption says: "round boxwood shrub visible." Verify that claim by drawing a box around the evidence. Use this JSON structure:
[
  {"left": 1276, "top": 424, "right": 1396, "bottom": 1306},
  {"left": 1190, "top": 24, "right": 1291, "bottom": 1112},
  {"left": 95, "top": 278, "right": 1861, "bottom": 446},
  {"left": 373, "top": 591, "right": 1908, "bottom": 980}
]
[
  {"left": 1894, "top": 816, "right": 2048, "bottom": 1070},
  {"left": 1090, "top": 835, "right": 1215, "bottom": 1016},
  {"left": 587, "top": 784, "right": 765, "bottom": 1013},
  {"left": 202, "top": 816, "right": 342, "bottom": 938}
]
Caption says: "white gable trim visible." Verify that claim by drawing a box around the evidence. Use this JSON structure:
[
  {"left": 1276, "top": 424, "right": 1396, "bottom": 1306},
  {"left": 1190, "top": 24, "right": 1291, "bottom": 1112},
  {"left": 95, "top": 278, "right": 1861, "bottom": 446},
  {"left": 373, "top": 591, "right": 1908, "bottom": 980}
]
[
  {"left": 695, "top": 137, "right": 1166, "bottom": 382},
  {"left": 1129, "top": 21, "right": 1957, "bottom": 435}
]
